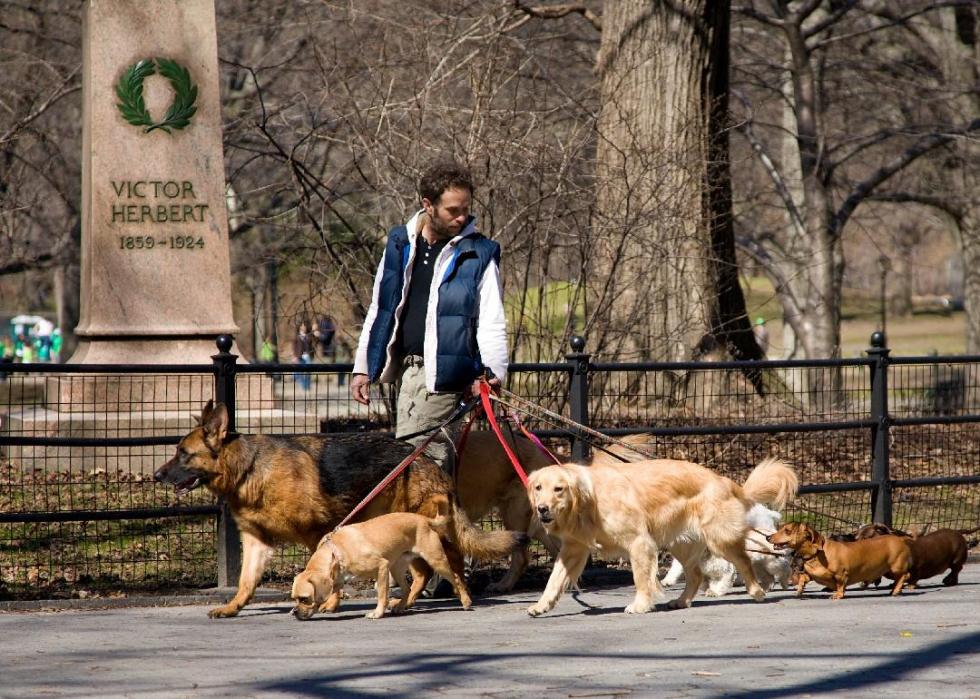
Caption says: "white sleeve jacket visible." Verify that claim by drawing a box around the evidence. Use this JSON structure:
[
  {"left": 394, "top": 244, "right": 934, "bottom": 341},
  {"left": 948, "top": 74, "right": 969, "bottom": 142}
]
[{"left": 354, "top": 211, "right": 508, "bottom": 392}]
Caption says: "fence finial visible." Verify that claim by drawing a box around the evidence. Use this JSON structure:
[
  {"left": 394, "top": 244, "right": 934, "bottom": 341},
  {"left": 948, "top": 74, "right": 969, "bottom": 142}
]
[
  {"left": 569, "top": 335, "right": 586, "bottom": 353},
  {"left": 869, "top": 331, "right": 886, "bottom": 349},
  {"left": 215, "top": 335, "right": 234, "bottom": 353}
]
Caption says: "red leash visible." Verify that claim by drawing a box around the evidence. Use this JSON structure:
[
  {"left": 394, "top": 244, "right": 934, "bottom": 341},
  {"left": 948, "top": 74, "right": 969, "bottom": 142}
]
[
  {"left": 334, "top": 429, "right": 442, "bottom": 530},
  {"left": 339, "top": 381, "right": 535, "bottom": 530},
  {"left": 478, "top": 380, "right": 530, "bottom": 486},
  {"left": 507, "top": 408, "right": 561, "bottom": 465}
]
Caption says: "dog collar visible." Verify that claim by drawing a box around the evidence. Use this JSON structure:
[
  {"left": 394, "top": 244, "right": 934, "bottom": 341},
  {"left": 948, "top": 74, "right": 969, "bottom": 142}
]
[{"left": 322, "top": 538, "right": 346, "bottom": 567}]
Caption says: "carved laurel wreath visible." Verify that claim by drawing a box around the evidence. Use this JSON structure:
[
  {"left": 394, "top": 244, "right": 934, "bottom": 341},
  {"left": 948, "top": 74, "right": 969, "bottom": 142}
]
[{"left": 115, "top": 58, "right": 198, "bottom": 134}]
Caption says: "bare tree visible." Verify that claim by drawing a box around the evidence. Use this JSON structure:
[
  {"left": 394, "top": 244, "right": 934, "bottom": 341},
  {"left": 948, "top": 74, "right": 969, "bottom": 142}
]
[
  {"left": 516, "top": 0, "right": 762, "bottom": 364},
  {"left": 0, "top": 1, "right": 82, "bottom": 352},
  {"left": 732, "top": 0, "right": 979, "bottom": 358},
  {"left": 861, "top": 3, "right": 980, "bottom": 350}
]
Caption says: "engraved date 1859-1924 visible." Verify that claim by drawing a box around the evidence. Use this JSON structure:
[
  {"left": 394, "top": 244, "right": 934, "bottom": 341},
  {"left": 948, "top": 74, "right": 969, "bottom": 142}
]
[{"left": 119, "top": 235, "right": 205, "bottom": 250}]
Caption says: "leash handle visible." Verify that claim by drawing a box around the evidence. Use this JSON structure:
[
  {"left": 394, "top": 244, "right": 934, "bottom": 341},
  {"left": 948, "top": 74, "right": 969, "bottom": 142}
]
[{"left": 479, "top": 379, "right": 530, "bottom": 487}]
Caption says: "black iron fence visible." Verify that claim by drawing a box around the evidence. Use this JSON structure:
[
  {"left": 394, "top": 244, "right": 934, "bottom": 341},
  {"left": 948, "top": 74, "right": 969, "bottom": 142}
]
[{"left": 1, "top": 333, "right": 979, "bottom": 600}]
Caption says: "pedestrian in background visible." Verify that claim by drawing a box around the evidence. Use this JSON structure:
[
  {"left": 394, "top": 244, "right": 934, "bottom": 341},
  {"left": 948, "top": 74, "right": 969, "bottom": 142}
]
[
  {"left": 293, "top": 320, "right": 314, "bottom": 391},
  {"left": 316, "top": 315, "right": 336, "bottom": 360}
]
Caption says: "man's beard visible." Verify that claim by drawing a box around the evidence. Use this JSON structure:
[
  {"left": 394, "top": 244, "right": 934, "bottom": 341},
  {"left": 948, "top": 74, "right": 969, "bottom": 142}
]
[{"left": 429, "top": 213, "right": 460, "bottom": 239}]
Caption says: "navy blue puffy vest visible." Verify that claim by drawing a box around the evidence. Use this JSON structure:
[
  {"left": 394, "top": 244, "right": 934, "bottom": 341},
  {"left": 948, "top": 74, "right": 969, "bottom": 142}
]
[{"left": 366, "top": 225, "right": 500, "bottom": 391}]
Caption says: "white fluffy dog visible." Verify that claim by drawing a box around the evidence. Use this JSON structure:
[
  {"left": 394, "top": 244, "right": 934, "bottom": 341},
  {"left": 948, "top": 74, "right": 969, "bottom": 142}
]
[{"left": 661, "top": 503, "right": 791, "bottom": 596}]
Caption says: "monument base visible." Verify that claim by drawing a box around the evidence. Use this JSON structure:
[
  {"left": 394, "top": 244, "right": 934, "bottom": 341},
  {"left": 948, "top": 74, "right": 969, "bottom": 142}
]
[{"left": 68, "top": 336, "right": 243, "bottom": 365}]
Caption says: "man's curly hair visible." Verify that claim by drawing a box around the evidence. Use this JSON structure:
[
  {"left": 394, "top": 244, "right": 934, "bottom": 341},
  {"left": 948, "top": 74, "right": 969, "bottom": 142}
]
[{"left": 418, "top": 160, "right": 474, "bottom": 204}]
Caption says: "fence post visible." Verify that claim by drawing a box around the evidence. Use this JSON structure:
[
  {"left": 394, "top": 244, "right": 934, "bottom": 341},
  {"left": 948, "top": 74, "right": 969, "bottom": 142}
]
[
  {"left": 867, "top": 331, "right": 892, "bottom": 526},
  {"left": 212, "top": 334, "right": 241, "bottom": 588},
  {"left": 566, "top": 335, "right": 591, "bottom": 461}
]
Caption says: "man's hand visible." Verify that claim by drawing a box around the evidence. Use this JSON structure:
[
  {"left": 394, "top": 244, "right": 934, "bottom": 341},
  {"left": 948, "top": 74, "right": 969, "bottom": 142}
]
[
  {"left": 351, "top": 374, "right": 371, "bottom": 405},
  {"left": 469, "top": 376, "right": 500, "bottom": 398}
]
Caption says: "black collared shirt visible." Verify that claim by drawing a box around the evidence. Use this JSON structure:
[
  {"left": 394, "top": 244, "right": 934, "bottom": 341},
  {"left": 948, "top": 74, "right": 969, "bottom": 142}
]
[{"left": 397, "top": 236, "right": 450, "bottom": 357}]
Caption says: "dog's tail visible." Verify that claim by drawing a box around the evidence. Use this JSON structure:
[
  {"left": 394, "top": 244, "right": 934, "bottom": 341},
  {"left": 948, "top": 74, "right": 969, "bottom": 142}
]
[
  {"left": 741, "top": 458, "right": 798, "bottom": 511},
  {"left": 448, "top": 501, "right": 528, "bottom": 561}
]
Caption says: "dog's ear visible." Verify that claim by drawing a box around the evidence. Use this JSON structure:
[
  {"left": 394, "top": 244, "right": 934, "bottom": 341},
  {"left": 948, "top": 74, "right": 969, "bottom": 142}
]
[
  {"left": 202, "top": 402, "right": 229, "bottom": 446},
  {"left": 569, "top": 467, "right": 598, "bottom": 534},
  {"left": 195, "top": 399, "right": 216, "bottom": 427},
  {"left": 309, "top": 554, "right": 340, "bottom": 604}
]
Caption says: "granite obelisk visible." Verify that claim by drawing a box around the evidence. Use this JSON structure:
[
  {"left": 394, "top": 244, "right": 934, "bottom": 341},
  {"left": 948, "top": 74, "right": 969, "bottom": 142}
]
[{"left": 72, "top": 0, "right": 238, "bottom": 363}]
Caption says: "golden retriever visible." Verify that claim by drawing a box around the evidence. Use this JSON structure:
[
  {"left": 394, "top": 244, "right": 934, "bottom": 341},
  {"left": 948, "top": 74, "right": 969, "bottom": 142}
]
[
  {"left": 456, "top": 431, "right": 656, "bottom": 591},
  {"left": 525, "top": 457, "right": 798, "bottom": 616},
  {"left": 291, "top": 508, "right": 472, "bottom": 620}
]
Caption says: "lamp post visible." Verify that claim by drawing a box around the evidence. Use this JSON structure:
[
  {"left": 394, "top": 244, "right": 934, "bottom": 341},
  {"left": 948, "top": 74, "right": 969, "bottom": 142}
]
[{"left": 878, "top": 255, "right": 891, "bottom": 338}]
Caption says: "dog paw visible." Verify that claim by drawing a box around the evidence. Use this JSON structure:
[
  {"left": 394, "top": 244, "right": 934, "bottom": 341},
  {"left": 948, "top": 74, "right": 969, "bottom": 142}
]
[
  {"left": 624, "top": 601, "right": 653, "bottom": 614},
  {"left": 665, "top": 598, "right": 691, "bottom": 610},
  {"left": 365, "top": 610, "right": 386, "bottom": 619},
  {"left": 387, "top": 600, "right": 409, "bottom": 614},
  {"left": 527, "top": 603, "right": 550, "bottom": 617},
  {"left": 207, "top": 605, "right": 241, "bottom": 618}
]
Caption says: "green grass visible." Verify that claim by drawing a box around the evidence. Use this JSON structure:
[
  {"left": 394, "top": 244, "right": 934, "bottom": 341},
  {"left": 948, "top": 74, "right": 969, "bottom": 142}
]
[
  {"left": 742, "top": 275, "right": 966, "bottom": 357},
  {"left": 505, "top": 280, "right": 585, "bottom": 336}
]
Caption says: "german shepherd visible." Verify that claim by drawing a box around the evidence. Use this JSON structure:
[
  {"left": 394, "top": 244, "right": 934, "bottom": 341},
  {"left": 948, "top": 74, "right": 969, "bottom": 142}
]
[{"left": 154, "top": 400, "right": 525, "bottom": 618}]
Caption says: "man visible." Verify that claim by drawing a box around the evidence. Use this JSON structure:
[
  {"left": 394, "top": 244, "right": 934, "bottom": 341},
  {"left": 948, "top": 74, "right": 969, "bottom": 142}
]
[{"left": 352, "top": 160, "right": 508, "bottom": 472}]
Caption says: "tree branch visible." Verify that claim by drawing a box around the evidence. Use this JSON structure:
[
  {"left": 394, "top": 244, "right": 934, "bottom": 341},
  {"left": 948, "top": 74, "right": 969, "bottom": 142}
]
[
  {"left": 867, "top": 191, "right": 964, "bottom": 223},
  {"left": 512, "top": 1, "right": 602, "bottom": 32},
  {"left": 809, "top": 1, "right": 976, "bottom": 50},
  {"left": 733, "top": 4, "right": 783, "bottom": 28},
  {"left": 0, "top": 67, "right": 80, "bottom": 147},
  {"left": 831, "top": 118, "right": 980, "bottom": 236}
]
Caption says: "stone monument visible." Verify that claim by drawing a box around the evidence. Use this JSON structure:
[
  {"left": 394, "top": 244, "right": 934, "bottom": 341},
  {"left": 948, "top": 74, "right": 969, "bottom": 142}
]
[
  {"left": 71, "top": 0, "right": 238, "bottom": 364},
  {"left": 1, "top": 0, "right": 297, "bottom": 474}
]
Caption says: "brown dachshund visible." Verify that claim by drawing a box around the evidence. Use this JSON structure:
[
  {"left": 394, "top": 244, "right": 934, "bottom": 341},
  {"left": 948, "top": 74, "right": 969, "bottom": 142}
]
[
  {"left": 852, "top": 522, "right": 914, "bottom": 540},
  {"left": 767, "top": 521, "right": 911, "bottom": 599},
  {"left": 902, "top": 527, "right": 978, "bottom": 588}
]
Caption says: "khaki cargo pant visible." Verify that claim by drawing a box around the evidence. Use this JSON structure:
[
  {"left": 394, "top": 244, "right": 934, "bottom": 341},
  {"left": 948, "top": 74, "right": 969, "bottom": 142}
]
[{"left": 393, "top": 357, "right": 464, "bottom": 474}]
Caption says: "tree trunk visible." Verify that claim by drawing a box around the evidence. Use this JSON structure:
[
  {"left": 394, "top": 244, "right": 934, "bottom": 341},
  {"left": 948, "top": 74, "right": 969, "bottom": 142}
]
[
  {"left": 941, "top": 7, "right": 980, "bottom": 352},
  {"left": 590, "top": 0, "right": 756, "bottom": 362},
  {"left": 54, "top": 221, "right": 81, "bottom": 360}
]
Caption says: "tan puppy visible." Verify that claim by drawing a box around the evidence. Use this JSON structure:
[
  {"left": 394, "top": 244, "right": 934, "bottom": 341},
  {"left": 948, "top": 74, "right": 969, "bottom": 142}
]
[
  {"left": 291, "top": 509, "right": 472, "bottom": 620},
  {"left": 525, "top": 457, "right": 798, "bottom": 616},
  {"left": 767, "top": 521, "right": 911, "bottom": 599}
]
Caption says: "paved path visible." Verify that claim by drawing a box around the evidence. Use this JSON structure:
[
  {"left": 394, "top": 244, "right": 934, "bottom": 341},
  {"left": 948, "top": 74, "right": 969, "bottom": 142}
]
[{"left": 2, "top": 565, "right": 979, "bottom": 698}]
